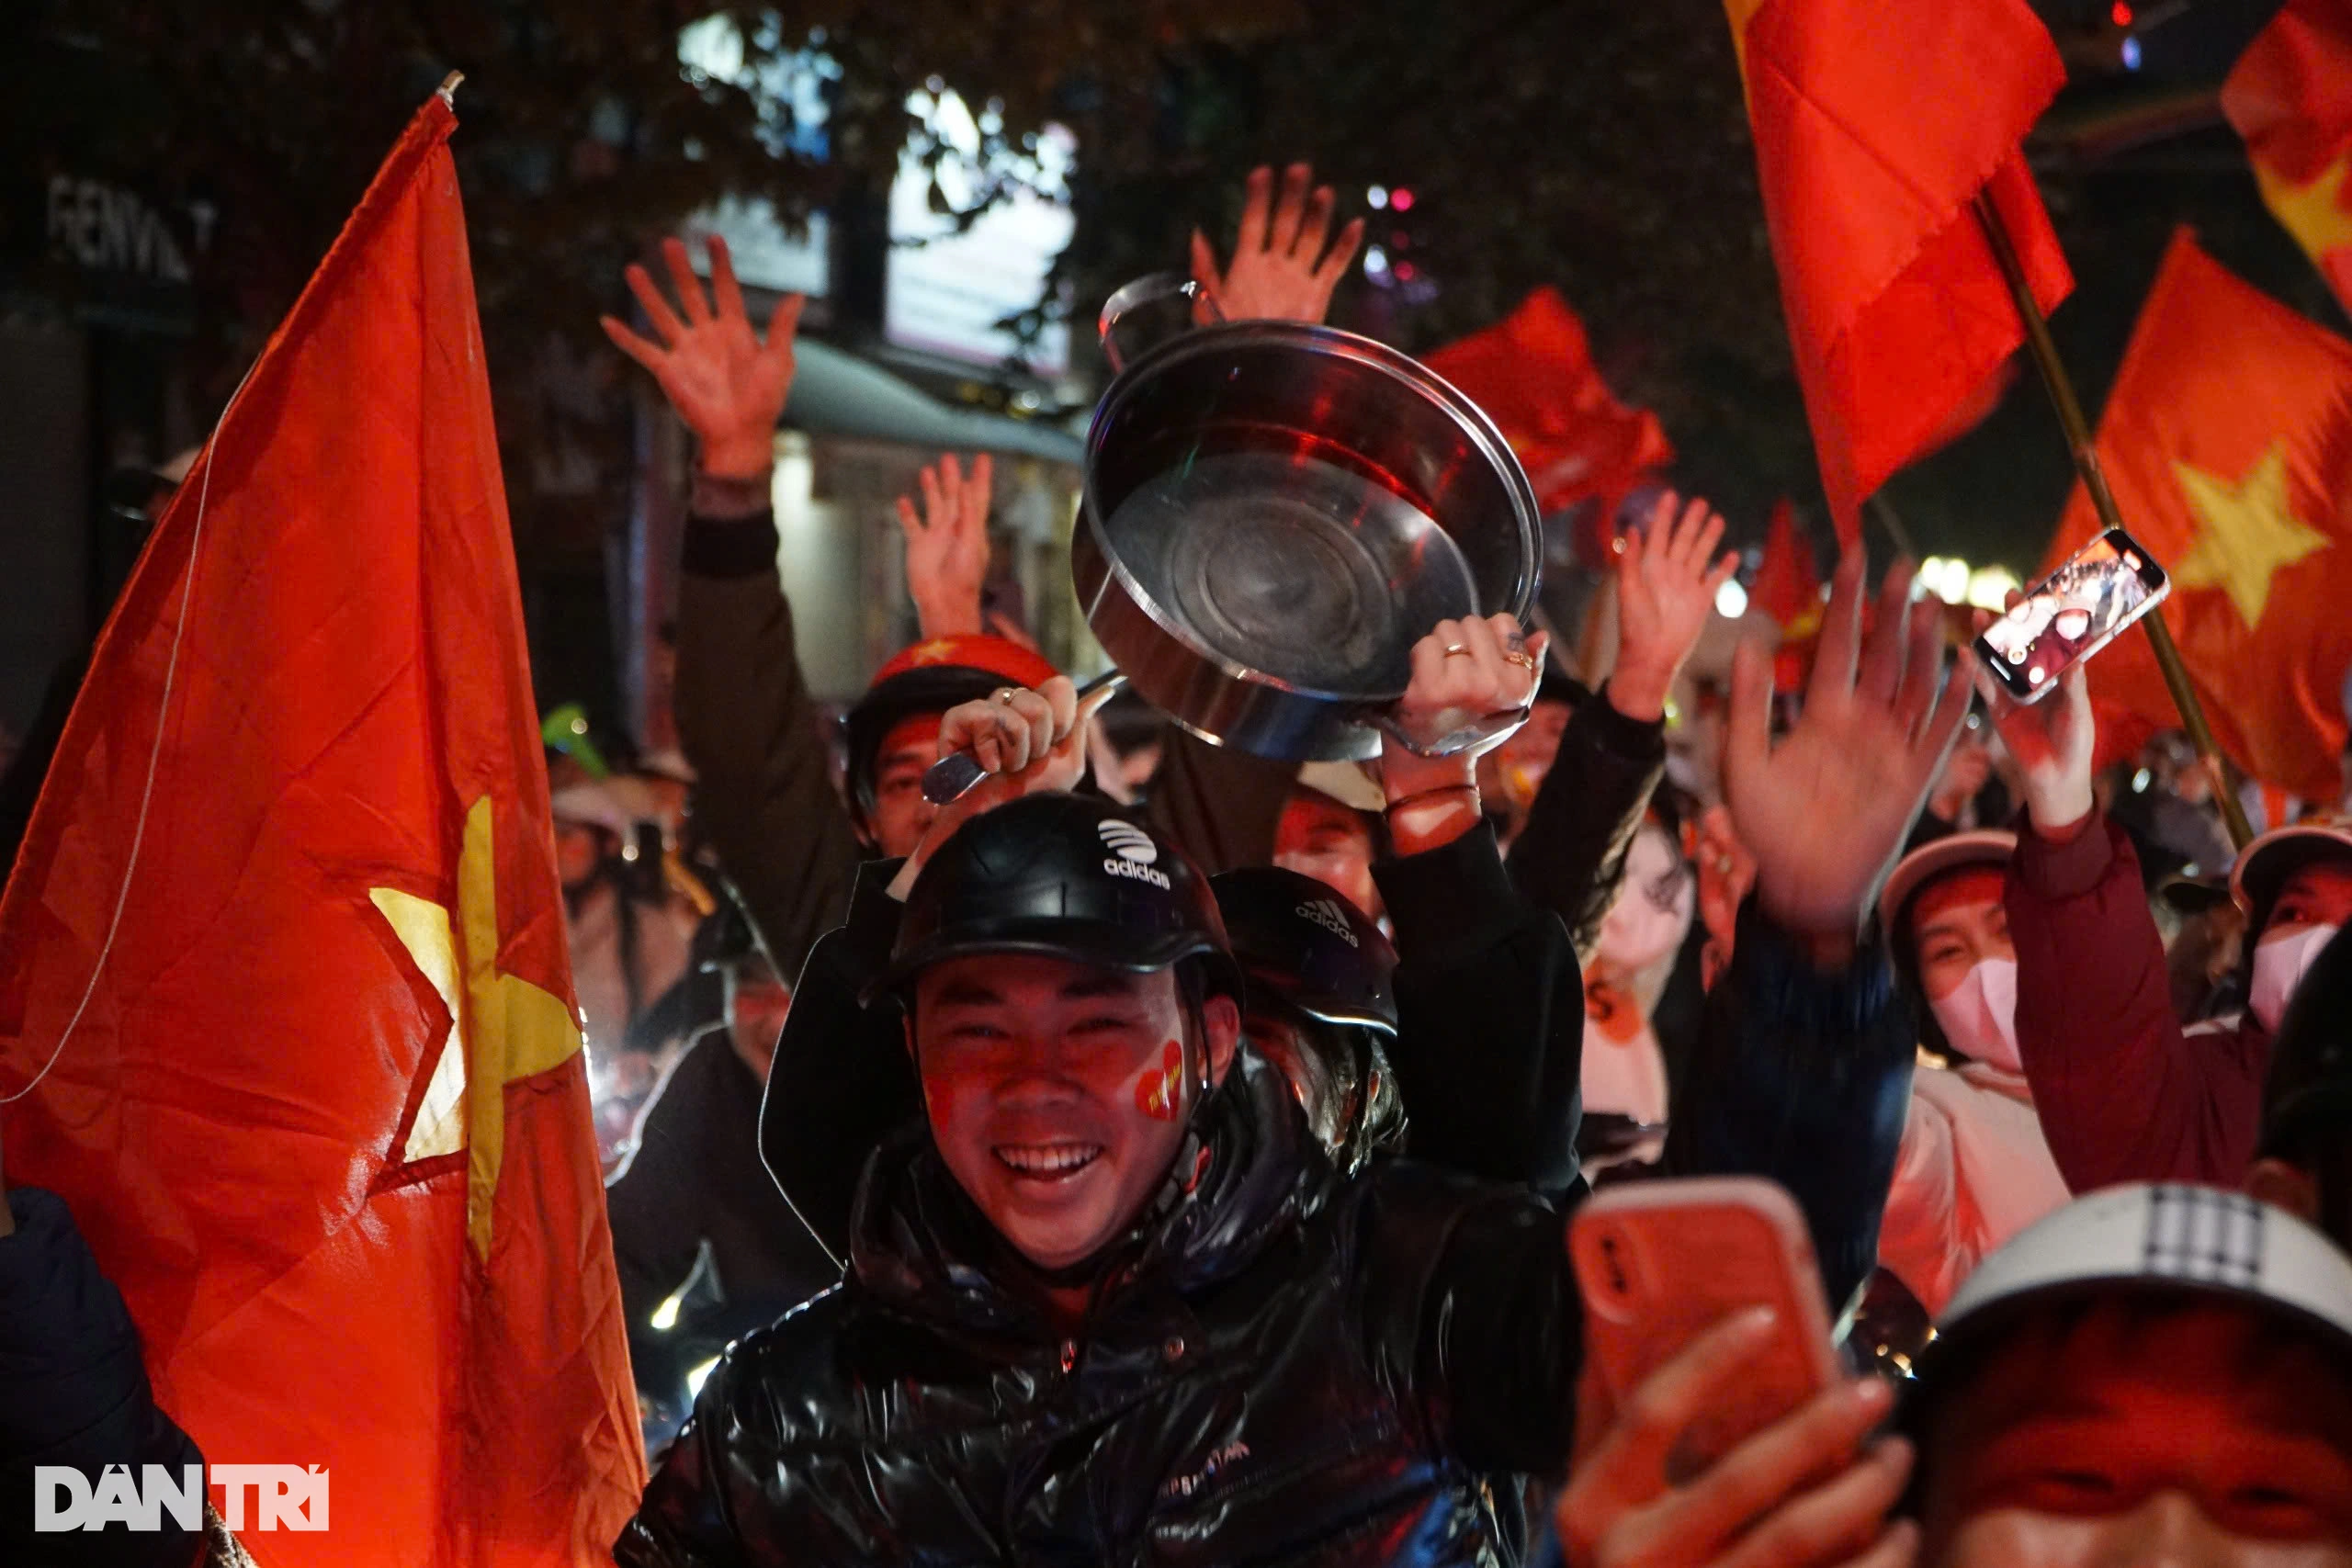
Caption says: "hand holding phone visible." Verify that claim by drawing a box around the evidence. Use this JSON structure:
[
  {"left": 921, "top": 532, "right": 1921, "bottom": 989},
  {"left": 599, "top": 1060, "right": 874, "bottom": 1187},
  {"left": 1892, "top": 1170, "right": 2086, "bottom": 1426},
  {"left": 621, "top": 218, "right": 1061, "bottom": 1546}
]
[
  {"left": 1553, "top": 1311, "right": 1914, "bottom": 1568},
  {"left": 1973, "top": 528, "right": 2168, "bottom": 704},
  {"left": 1568, "top": 1178, "right": 1841, "bottom": 1474}
]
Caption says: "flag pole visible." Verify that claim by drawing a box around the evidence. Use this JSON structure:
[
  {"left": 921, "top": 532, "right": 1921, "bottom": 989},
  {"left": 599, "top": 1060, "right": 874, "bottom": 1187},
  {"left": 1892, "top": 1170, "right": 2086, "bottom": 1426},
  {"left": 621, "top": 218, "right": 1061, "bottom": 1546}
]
[{"left": 1971, "top": 193, "right": 2256, "bottom": 850}]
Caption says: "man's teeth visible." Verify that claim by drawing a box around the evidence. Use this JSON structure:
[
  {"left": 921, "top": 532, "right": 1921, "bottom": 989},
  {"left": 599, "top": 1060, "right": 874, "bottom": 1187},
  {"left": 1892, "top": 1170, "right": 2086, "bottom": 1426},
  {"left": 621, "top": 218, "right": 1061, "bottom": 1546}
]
[{"left": 995, "top": 1144, "right": 1102, "bottom": 1176}]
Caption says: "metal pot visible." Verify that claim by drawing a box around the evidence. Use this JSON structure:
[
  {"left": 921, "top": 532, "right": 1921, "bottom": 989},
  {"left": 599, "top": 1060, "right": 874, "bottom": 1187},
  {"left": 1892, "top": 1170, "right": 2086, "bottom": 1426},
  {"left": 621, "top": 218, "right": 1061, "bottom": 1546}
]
[{"left": 1072, "top": 276, "right": 1542, "bottom": 762}]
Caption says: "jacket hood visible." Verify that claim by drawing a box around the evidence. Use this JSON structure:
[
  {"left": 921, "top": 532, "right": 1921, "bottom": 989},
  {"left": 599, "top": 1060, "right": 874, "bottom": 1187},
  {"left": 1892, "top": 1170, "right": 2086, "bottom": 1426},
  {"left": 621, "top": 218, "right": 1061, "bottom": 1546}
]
[{"left": 846, "top": 1047, "right": 1331, "bottom": 1336}]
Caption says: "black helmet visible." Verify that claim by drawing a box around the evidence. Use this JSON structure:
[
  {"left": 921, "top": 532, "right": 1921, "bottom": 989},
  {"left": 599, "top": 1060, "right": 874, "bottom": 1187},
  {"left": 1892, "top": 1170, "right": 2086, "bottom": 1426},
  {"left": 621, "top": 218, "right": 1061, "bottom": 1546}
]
[
  {"left": 2261, "top": 919, "right": 2352, "bottom": 1162},
  {"left": 872, "top": 794, "right": 1241, "bottom": 1004},
  {"left": 1209, "top": 866, "right": 1398, "bottom": 1037}
]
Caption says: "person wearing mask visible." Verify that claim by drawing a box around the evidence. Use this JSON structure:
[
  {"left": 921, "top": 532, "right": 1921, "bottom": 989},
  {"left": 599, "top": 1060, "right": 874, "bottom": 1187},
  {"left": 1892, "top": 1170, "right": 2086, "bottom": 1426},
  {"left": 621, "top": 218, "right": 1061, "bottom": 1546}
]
[
  {"left": 1553, "top": 1182, "right": 2352, "bottom": 1568},
  {"left": 1989, "top": 659, "right": 2352, "bottom": 1190},
  {"left": 1871, "top": 832, "right": 2072, "bottom": 1314},
  {"left": 615, "top": 781, "right": 1591, "bottom": 1564}
]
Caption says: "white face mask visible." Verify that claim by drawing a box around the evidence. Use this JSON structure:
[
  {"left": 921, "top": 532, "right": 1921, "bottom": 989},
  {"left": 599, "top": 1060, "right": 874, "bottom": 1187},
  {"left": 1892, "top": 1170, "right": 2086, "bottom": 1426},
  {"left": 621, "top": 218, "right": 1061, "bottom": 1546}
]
[
  {"left": 2249, "top": 922, "right": 2340, "bottom": 1034},
  {"left": 1928, "top": 957, "right": 2022, "bottom": 1075}
]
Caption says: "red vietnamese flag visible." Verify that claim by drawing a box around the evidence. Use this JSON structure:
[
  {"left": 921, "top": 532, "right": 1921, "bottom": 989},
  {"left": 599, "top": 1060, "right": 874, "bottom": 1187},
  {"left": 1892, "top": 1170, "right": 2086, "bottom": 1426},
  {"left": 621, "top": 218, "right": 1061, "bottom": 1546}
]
[
  {"left": 1724, "top": 0, "right": 2074, "bottom": 547},
  {"left": 2223, "top": 0, "right": 2352, "bottom": 316},
  {"left": 2040, "top": 229, "right": 2352, "bottom": 800},
  {"left": 1422, "top": 287, "right": 1674, "bottom": 514},
  {"left": 1749, "top": 499, "right": 1822, "bottom": 631},
  {"left": 1750, "top": 500, "right": 1826, "bottom": 692},
  {"left": 0, "top": 92, "right": 643, "bottom": 1562}
]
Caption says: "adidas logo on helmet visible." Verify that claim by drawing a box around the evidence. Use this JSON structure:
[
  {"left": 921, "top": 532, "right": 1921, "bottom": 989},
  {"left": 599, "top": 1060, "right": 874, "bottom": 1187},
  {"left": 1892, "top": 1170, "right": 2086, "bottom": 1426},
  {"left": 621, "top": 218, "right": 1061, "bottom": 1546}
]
[
  {"left": 1295, "top": 897, "right": 1362, "bottom": 948},
  {"left": 1098, "top": 819, "right": 1170, "bottom": 887}
]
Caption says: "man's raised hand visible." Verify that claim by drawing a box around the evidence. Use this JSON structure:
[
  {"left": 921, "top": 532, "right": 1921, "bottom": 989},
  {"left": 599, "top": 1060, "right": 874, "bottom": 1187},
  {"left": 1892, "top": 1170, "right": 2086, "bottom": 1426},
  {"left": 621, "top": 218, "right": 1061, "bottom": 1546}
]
[
  {"left": 602, "top": 234, "right": 804, "bottom": 479},
  {"left": 1190, "top": 164, "right": 1366, "bottom": 327},
  {"left": 1724, "top": 550, "right": 1974, "bottom": 958},
  {"left": 1612, "top": 491, "right": 1740, "bottom": 723},
  {"left": 898, "top": 453, "right": 994, "bottom": 640}
]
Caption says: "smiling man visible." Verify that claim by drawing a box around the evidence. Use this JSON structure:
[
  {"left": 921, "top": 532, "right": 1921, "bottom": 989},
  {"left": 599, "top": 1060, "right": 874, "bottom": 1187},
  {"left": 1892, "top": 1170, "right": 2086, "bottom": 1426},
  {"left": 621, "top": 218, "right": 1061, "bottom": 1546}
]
[{"left": 616, "top": 791, "right": 1590, "bottom": 1567}]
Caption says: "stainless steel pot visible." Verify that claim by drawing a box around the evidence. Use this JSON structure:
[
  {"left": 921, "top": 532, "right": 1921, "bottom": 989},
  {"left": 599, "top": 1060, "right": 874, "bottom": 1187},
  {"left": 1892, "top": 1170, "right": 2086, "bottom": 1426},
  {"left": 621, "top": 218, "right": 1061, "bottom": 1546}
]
[{"left": 1072, "top": 276, "right": 1542, "bottom": 762}]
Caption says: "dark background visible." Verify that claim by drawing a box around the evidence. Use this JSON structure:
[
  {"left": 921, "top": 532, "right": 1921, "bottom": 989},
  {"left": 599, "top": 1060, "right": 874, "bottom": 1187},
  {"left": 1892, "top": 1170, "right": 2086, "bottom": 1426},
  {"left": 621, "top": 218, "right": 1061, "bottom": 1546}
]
[{"left": 3, "top": 0, "right": 2336, "bottom": 731}]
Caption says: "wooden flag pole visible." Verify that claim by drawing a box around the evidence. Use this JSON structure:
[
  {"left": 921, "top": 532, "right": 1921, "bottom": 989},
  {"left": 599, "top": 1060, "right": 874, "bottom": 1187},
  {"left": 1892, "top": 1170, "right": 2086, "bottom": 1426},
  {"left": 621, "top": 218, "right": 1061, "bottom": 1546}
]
[{"left": 1971, "top": 192, "right": 2256, "bottom": 850}]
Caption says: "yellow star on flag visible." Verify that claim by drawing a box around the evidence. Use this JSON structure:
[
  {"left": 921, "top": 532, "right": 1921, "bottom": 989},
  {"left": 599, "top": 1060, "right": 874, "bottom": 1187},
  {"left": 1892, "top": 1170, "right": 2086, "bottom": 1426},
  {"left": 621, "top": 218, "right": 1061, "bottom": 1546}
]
[
  {"left": 2170, "top": 441, "right": 2333, "bottom": 629},
  {"left": 371, "top": 795, "right": 582, "bottom": 1261},
  {"left": 2255, "top": 154, "right": 2352, "bottom": 268},
  {"left": 907, "top": 638, "right": 961, "bottom": 665}
]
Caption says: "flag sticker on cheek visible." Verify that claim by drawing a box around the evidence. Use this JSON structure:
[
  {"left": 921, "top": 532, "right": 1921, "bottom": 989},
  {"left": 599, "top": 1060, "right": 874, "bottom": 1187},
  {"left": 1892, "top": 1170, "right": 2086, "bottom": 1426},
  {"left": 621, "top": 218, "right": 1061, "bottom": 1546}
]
[{"left": 1136, "top": 1040, "right": 1185, "bottom": 1121}]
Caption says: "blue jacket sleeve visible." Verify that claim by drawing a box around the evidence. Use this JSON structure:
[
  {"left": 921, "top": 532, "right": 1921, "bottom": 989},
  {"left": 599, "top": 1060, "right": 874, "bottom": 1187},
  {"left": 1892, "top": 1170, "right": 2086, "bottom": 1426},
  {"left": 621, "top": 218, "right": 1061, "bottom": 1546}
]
[{"left": 1661, "top": 901, "right": 1916, "bottom": 1316}]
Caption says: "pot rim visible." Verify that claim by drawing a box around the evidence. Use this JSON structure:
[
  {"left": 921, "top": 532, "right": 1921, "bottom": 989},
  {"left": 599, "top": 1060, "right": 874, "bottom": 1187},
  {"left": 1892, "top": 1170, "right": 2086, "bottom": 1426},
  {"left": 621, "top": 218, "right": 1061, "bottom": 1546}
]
[{"left": 1078, "top": 319, "right": 1542, "bottom": 706}]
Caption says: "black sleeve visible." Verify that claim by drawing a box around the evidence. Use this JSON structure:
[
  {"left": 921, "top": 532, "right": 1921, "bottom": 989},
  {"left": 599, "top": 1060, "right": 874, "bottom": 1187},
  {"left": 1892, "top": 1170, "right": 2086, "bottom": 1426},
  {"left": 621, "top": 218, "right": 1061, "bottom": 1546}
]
[
  {"left": 1662, "top": 901, "right": 1917, "bottom": 1315},
  {"left": 0, "top": 1189, "right": 206, "bottom": 1568},
  {"left": 606, "top": 1043, "right": 727, "bottom": 1337},
  {"left": 1376, "top": 823, "right": 1584, "bottom": 1195},
  {"left": 1355, "top": 1167, "right": 1585, "bottom": 1481},
  {"left": 673, "top": 504, "right": 867, "bottom": 987},
  {"left": 1506, "top": 685, "right": 1667, "bottom": 964},
  {"left": 1138, "top": 723, "right": 1298, "bottom": 875},
  {"left": 758, "top": 862, "right": 922, "bottom": 1261},
  {"left": 614, "top": 1399, "right": 750, "bottom": 1568}
]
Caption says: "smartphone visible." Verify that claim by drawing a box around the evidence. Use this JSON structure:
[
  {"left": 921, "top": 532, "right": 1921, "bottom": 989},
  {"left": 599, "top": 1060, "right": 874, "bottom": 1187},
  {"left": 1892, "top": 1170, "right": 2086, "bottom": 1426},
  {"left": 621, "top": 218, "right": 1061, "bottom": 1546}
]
[
  {"left": 1569, "top": 1178, "right": 1840, "bottom": 1473},
  {"left": 1973, "top": 528, "right": 2169, "bottom": 704}
]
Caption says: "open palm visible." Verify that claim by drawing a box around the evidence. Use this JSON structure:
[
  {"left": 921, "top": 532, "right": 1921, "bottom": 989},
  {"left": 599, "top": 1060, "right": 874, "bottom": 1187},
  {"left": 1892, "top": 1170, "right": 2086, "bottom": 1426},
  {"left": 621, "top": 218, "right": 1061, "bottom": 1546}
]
[
  {"left": 1191, "top": 163, "right": 1365, "bottom": 326},
  {"left": 601, "top": 235, "right": 803, "bottom": 478},
  {"left": 1725, "top": 552, "right": 1975, "bottom": 939}
]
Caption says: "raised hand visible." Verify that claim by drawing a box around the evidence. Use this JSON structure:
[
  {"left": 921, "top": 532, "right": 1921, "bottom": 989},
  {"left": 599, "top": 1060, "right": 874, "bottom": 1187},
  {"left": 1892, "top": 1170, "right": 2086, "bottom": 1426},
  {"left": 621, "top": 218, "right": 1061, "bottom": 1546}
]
[
  {"left": 1555, "top": 1311, "right": 1917, "bottom": 1568},
  {"left": 1383, "top": 615, "right": 1547, "bottom": 852},
  {"left": 601, "top": 234, "right": 804, "bottom": 479},
  {"left": 1612, "top": 492, "right": 1740, "bottom": 723},
  {"left": 1974, "top": 597, "right": 2097, "bottom": 835},
  {"left": 887, "top": 677, "right": 1116, "bottom": 897},
  {"left": 897, "top": 453, "right": 994, "bottom": 639},
  {"left": 1190, "top": 164, "right": 1366, "bottom": 327},
  {"left": 1724, "top": 550, "right": 1974, "bottom": 957}
]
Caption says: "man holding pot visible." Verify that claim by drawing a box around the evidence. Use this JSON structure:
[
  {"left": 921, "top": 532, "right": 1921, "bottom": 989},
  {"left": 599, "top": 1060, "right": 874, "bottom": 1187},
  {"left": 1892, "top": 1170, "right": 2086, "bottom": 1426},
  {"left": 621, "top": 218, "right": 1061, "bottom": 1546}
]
[{"left": 615, "top": 678, "right": 1596, "bottom": 1565}]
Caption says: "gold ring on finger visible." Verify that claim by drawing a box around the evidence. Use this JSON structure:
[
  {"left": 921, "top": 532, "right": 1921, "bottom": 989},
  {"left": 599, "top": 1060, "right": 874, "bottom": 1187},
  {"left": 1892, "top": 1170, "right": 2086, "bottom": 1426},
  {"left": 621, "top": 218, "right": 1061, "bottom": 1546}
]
[
  {"left": 991, "top": 687, "right": 1020, "bottom": 705},
  {"left": 1443, "top": 644, "right": 1475, "bottom": 659},
  {"left": 1502, "top": 649, "right": 1538, "bottom": 674}
]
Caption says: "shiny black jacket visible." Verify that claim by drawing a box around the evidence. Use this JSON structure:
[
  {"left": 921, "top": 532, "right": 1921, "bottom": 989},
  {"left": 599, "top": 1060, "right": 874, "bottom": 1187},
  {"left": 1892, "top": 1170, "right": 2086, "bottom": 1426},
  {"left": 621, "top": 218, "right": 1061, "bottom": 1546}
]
[
  {"left": 616, "top": 1055, "right": 1583, "bottom": 1567},
  {"left": 763, "top": 826, "right": 1585, "bottom": 1270}
]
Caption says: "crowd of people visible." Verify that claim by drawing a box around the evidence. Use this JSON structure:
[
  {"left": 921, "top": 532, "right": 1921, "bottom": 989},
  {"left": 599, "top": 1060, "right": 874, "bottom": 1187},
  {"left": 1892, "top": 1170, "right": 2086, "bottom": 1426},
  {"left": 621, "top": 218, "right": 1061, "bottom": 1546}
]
[{"left": 7, "top": 162, "right": 2352, "bottom": 1567}]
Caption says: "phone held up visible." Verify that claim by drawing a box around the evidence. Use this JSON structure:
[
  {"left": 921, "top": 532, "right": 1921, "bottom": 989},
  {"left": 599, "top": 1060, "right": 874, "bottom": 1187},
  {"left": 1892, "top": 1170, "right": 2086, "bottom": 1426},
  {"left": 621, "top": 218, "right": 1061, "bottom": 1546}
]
[
  {"left": 1973, "top": 527, "right": 2170, "bottom": 704},
  {"left": 1568, "top": 1177, "right": 1842, "bottom": 1476}
]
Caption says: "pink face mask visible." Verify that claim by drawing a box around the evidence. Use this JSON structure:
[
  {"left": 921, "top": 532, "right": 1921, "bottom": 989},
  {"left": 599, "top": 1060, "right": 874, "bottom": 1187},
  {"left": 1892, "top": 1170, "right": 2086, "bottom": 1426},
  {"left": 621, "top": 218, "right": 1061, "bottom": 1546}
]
[
  {"left": 2250, "top": 922, "right": 2339, "bottom": 1034},
  {"left": 1928, "top": 958, "right": 2021, "bottom": 1075}
]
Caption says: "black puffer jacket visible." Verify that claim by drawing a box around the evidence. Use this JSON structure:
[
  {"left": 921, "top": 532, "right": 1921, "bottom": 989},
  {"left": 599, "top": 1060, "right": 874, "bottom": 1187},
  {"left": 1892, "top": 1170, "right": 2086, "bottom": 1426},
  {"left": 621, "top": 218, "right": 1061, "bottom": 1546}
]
[{"left": 616, "top": 1055, "right": 1583, "bottom": 1567}]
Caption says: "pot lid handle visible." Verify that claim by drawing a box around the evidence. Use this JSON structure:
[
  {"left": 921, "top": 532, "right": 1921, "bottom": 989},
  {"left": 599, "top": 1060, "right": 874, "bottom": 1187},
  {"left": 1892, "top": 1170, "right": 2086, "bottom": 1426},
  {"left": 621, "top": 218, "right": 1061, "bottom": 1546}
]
[{"left": 1098, "top": 272, "right": 1223, "bottom": 373}]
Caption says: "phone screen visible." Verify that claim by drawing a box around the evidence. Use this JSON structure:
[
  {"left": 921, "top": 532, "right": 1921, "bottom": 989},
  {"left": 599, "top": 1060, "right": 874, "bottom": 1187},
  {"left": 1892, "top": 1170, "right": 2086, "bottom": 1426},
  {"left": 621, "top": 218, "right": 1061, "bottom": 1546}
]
[{"left": 1976, "top": 529, "right": 2168, "bottom": 702}]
